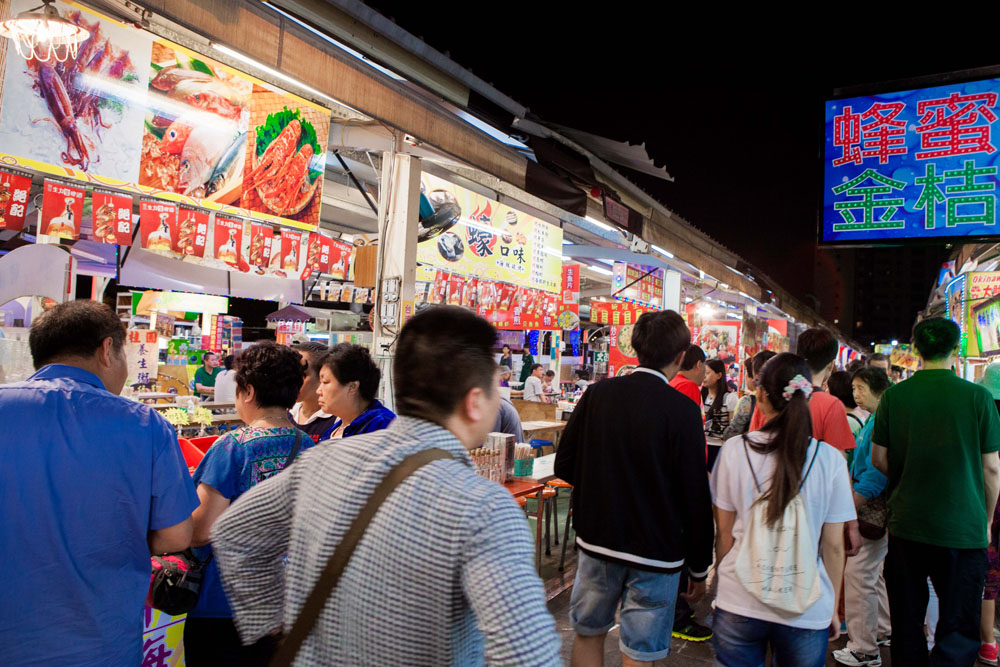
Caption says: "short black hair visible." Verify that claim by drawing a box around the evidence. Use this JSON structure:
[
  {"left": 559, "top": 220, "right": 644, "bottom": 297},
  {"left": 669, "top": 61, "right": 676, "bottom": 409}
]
[
  {"left": 632, "top": 310, "right": 690, "bottom": 370},
  {"left": 531, "top": 363, "right": 543, "bottom": 372},
  {"left": 203, "top": 351, "right": 217, "bottom": 362},
  {"left": 680, "top": 344, "right": 707, "bottom": 371},
  {"left": 796, "top": 328, "right": 840, "bottom": 375},
  {"left": 319, "top": 343, "right": 382, "bottom": 402},
  {"left": 544, "top": 370, "right": 555, "bottom": 378},
  {"left": 868, "top": 353, "right": 889, "bottom": 365},
  {"left": 394, "top": 306, "right": 497, "bottom": 424},
  {"left": 293, "top": 341, "right": 329, "bottom": 377},
  {"left": 234, "top": 341, "right": 306, "bottom": 409},
  {"left": 750, "top": 349, "right": 777, "bottom": 379},
  {"left": 222, "top": 354, "right": 235, "bottom": 371},
  {"left": 852, "top": 366, "right": 892, "bottom": 396},
  {"left": 29, "top": 300, "right": 125, "bottom": 370},
  {"left": 827, "top": 370, "right": 856, "bottom": 409},
  {"left": 913, "top": 317, "right": 960, "bottom": 361}
]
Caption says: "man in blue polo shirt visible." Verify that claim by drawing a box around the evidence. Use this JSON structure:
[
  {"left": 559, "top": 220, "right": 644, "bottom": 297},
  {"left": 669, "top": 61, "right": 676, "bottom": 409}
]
[{"left": 0, "top": 300, "right": 199, "bottom": 666}]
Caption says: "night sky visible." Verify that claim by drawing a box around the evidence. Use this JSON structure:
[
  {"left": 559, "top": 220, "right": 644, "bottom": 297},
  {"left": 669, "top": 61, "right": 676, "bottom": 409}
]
[{"left": 361, "top": 5, "right": 997, "bottom": 338}]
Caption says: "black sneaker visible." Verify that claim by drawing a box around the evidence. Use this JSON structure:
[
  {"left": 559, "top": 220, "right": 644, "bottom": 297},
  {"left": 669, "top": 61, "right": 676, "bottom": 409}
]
[{"left": 672, "top": 619, "right": 712, "bottom": 642}]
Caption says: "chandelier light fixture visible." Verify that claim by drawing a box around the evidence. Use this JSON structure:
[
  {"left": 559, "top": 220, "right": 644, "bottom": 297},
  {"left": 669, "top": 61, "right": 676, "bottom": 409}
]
[{"left": 0, "top": 1, "right": 90, "bottom": 64}]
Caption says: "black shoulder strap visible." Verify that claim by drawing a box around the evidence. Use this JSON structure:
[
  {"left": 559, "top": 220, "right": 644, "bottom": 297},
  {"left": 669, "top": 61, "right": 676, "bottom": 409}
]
[
  {"left": 742, "top": 436, "right": 762, "bottom": 493},
  {"left": 270, "top": 447, "right": 455, "bottom": 666},
  {"left": 282, "top": 429, "right": 304, "bottom": 470},
  {"left": 799, "top": 439, "right": 822, "bottom": 490}
]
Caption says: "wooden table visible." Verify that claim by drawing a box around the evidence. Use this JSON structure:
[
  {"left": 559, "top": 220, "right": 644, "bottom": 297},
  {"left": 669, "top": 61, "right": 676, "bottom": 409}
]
[
  {"left": 134, "top": 392, "right": 175, "bottom": 403},
  {"left": 521, "top": 420, "right": 567, "bottom": 448},
  {"left": 152, "top": 401, "right": 235, "bottom": 411}
]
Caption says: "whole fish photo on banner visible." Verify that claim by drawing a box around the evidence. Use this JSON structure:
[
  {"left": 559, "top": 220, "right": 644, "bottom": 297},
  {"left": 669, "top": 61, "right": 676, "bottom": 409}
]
[{"left": 40, "top": 180, "right": 86, "bottom": 240}]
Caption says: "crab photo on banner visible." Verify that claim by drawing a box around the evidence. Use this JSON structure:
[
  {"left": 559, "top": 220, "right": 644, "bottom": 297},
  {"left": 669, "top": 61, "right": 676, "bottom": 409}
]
[
  {"left": 240, "top": 87, "right": 330, "bottom": 229},
  {"left": 89, "top": 189, "right": 134, "bottom": 245},
  {"left": 139, "top": 198, "right": 179, "bottom": 254},
  {"left": 40, "top": 180, "right": 86, "bottom": 240},
  {"left": 139, "top": 40, "right": 252, "bottom": 203},
  {"left": 0, "top": 1, "right": 152, "bottom": 181},
  {"left": 0, "top": 170, "right": 32, "bottom": 232},
  {"left": 248, "top": 223, "right": 274, "bottom": 271},
  {"left": 177, "top": 205, "right": 208, "bottom": 257},
  {"left": 214, "top": 214, "right": 244, "bottom": 267}
]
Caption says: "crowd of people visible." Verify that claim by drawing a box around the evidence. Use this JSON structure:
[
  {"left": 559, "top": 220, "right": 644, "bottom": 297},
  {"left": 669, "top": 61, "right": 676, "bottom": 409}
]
[{"left": 3, "top": 300, "right": 1000, "bottom": 666}]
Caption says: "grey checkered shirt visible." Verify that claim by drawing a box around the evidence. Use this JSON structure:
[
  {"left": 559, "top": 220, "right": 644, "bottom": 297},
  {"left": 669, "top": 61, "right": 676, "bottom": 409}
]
[{"left": 212, "top": 416, "right": 561, "bottom": 665}]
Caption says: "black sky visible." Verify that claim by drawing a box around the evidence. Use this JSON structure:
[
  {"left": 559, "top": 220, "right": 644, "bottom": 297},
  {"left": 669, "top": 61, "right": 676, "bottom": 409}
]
[{"left": 361, "top": 4, "right": 997, "bottom": 337}]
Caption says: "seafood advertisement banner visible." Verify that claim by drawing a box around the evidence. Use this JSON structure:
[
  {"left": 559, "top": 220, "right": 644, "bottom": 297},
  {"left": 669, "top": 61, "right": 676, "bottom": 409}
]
[
  {"left": 90, "top": 189, "right": 133, "bottom": 245},
  {"left": 214, "top": 214, "right": 244, "bottom": 267},
  {"left": 278, "top": 229, "right": 302, "bottom": 274},
  {"left": 249, "top": 223, "right": 274, "bottom": 270},
  {"left": 40, "top": 179, "right": 85, "bottom": 240},
  {"left": 416, "top": 173, "right": 562, "bottom": 293},
  {"left": 695, "top": 321, "right": 741, "bottom": 365},
  {"left": 0, "top": 1, "right": 330, "bottom": 233},
  {"left": 139, "top": 198, "right": 178, "bottom": 254},
  {"left": 177, "top": 205, "right": 208, "bottom": 257},
  {"left": 0, "top": 170, "right": 32, "bottom": 231}
]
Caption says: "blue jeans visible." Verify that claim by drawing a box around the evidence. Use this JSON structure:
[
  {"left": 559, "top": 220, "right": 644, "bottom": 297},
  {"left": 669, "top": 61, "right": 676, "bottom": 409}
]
[
  {"left": 569, "top": 550, "right": 680, "bottom": 662},
  {"left": 712, "top": 607, "right": 828, "bottom": 667}
]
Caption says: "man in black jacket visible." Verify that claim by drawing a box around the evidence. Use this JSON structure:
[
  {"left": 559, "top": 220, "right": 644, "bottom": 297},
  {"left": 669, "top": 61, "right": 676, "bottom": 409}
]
[{"left": 556, "top": 310, "right": 714, "bottom": 665}]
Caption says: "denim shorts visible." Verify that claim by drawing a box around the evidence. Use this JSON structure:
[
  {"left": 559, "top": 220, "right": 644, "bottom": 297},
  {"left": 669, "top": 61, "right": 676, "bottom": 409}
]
[
  {"left": 712, "top": 607, "right": 828, "bottom": 667},
  {"left": 569, "top": 550, "right": 680, "bottom": 662}
]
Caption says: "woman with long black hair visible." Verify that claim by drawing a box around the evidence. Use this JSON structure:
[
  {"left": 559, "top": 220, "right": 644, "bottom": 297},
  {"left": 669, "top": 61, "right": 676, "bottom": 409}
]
[
  {"left": 710, "top": 353, "right": 856, "bottom": 666},
  {"left": 703, "top": 358, "right": 738, "bottom": 437}
]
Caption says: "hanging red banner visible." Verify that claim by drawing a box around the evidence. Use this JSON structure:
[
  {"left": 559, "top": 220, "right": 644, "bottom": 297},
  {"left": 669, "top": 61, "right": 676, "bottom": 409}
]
[
  {"left": 177, "top": 206, "right": 209, "bottom": 258},
  {"left": 249, "top": 223, "right": 274, "bottom": 270},
  {"left": 139, "top": 198, "right": 179, "bottom": 253},
  {"left": 278, "top": 229, "right": 302, "bottom": 275},
  {"left": 90, "top": 190, "right": 133, "bottom": 245},
  {"left": 41, "top": 180, "right": 85, "bottom": 240},
  {"left": 328, "top": 237, "right": 353, "bottom": 280},
  {"left": 590, "top": 300, "right": 653, "bottom": 325},
  {"left": 558, "top": 262, "right": 581, "bottom": 330},
  {"left": 608, "top": 324, "right": 639, "bottom": 376},
  {"left": 301, "top": 232, "right": 333, "bottom": 278},
  {"left": 478, "top": 284, "right": 559, "bottom": 330},
  {"left": 214, "top": 214, "right": 244, "bottom": 267},
  {"left": 0, "top": 170, "right": 32, "bottom": 232}
]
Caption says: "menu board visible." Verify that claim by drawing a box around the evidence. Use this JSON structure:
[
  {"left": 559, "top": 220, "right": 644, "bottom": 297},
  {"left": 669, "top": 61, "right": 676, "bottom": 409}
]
[
  {"left": 40, "top": 180, "right": 85, "bottom": 240},
  {"left": 0, "top": 0, "right": 330, "bottom": 232},
  {"left": 416, "top": 173, "right": 562, "bottom": 293},
  {"left": 590, "top": 300, "right": 654, "bottom": 325},
  {"left": 823, "top": 75, "right": 1000, "bottom": 244},
  {"left": 558, "top": 263, "right": 580, "bottom": 330},
  {"left": 0, "top": 170, "right": 32, "bottom": 232},
  {"left": 612, "top": 262, "right": 664, "bottom": 308}
]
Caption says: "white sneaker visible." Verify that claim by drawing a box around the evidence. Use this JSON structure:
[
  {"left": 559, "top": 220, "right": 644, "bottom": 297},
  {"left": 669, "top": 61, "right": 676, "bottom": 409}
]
[{"left": 832, "top": 648, "right": 882, "bottom": 666}]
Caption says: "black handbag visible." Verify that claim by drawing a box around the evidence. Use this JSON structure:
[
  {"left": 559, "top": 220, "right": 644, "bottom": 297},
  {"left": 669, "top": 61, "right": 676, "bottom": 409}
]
[
  {"left": 148, "top": 429, "right": 305, "bottom": 614},
  {"left": 857, "top": 491, "right": 888, "bottom": 540}
]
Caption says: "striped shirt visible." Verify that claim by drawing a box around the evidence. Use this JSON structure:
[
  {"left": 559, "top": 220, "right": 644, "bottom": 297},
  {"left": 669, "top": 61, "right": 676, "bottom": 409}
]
[{"left": 212, "top": 416, "right": 561, "bottom": 665}]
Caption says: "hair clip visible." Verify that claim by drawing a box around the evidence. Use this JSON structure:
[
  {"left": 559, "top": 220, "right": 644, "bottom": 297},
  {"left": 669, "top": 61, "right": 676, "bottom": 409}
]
[{"left": 782, "top": 374, "right": 813, "bottom": 401}]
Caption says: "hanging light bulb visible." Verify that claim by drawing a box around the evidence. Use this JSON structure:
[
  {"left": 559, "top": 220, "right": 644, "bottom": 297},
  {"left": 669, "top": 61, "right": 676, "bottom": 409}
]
[{"left": 0, "top": 1, "right": 90, "bottom": 64}]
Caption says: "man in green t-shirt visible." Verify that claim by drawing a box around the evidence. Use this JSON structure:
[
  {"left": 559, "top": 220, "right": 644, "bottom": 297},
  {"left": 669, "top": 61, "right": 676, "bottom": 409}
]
[
  {"left": 872, "top": 317, "right": 1000, "bottom": 666},
  {"left": 194, "top": 352, "right": 221, "bottom": 399}
]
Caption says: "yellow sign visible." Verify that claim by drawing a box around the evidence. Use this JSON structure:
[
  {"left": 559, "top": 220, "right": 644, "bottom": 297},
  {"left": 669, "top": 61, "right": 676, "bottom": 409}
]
[{"left": 417, "top": 173, "right": 562, "bottom": 293}]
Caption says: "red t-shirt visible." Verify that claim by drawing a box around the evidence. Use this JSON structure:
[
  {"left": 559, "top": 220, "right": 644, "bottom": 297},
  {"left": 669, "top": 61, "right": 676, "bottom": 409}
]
[
  {"left": 669, "top": 374, "right": 702, "bottom": 408},
  {"left": 747, "top": 390, "right": 856, "bottom": 451}
]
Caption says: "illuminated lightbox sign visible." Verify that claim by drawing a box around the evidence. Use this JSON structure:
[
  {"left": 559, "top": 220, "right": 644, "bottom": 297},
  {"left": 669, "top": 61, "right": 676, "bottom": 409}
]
[{"left": 822, "top": 77, "right": 1000, "bottom": 244}]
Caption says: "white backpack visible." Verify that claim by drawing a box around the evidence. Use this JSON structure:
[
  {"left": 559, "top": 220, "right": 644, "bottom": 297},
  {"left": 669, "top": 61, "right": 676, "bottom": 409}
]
[{"left": 734, "top": 438, "right": 822, "bottom": 616}]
